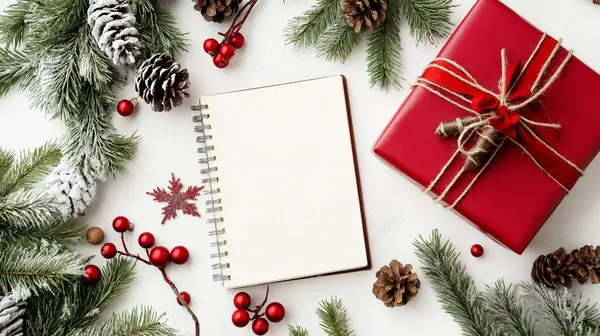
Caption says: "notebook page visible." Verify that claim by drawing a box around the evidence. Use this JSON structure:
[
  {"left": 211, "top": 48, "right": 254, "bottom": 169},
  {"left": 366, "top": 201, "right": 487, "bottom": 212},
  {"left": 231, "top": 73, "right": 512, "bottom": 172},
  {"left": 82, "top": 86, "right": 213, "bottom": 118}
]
[{"left": 202, "top": 76, "right": 368, "bottom": 288}]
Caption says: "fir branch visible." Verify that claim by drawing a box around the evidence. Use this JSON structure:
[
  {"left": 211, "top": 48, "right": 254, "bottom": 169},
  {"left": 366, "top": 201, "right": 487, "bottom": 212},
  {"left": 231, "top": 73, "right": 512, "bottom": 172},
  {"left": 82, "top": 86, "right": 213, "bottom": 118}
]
[
  {"left": 0, "top": 142, "right": 61, "bottom": 197},
  {"left": 0, "top": 240, "right": 87, "bottom": 295},
  {"left": 68, "top": 306, "right": 177, "bottom": 336},
  {"left": 288, "top": 324, "right": 310, "bottom": 336},
  {"left": 523, "top": 282, "right": 600, "bottom": 336},
  {"left": 285, "top": 0, "right": 340, "bottom": 48},
  {"left": 61, "top": 258, "right": 136, "bottom": 331},
  {"left": 482, "top": 280, "right": 535, "bottom": 336},
  {"left": 0, "top": 0, "right": 35, "bottom": 47},
  {"left": 316, "top": 18, "right": 361, "bottom": 63},
  {"left": 77, "top": 24, "right": 119, "bottom": 90},
  {"left": 0, "top": 218, "right": 86, "bottom": 246},
  {"left": 399, "top": 0, "right": 454, "bottom": 45},
  {"left": 0, "top": 148, "right": 14, "bottom": 181},
  {"left": 132, "top": 0, "right": 188, "bottom": 59},
  {"left": 367, "top": 0, "right": 403, "bottom": 90},
  {"left": 316, "top": 297, "right": 354, "bottom": 336},
  {"left": 0, "top": 189, "right": 64, "bottom": 229},
  {"left": 413, "top": 230, "right": 493, "bottom": 336},
  {"left": 0, "top": 48, "right": 36, "bottom": 96}
]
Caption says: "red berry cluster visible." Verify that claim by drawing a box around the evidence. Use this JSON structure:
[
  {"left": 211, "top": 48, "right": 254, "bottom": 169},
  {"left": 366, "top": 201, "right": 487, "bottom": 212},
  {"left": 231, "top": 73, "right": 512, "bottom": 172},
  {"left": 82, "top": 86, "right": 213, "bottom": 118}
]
[
  {"left": 100, "top": 216, "right": 200, "bottom": 336},
  {"left": 203, "top": 33, "right": 245, "bottom": 69},
  {"left": 231, "top": 287, "right": 285, "bottom": 335}
]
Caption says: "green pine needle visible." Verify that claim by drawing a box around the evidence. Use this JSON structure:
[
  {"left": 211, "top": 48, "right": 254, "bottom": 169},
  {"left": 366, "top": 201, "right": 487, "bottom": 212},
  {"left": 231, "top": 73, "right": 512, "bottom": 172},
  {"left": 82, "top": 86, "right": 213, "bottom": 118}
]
[
  {"left": 0, "top": 240, "right": 88, "bottom": 295},
  {"left": 285, "top": 0, "right": 340, "bottom": 48},
  {"left": 0, "top": 189, "right": 64, "bottom": 229},
  {"left": 316, "top": 18, "right": 361, "bottom": 63},
  {"left": 0, "top": 218, "right": 86, "bottom": 246},
  {"left": 400, "top": 0, "right": 455, "bottom": 45},
  {"left": 68, "top": 306, "right": 177, "bottom": 336},
  {"left": 0, "top": 148, "right": 14, "bottom": 181},
  {"left": 0, "top": 48, "right": 35, "bottom": 96},
  {"left": 288, "top": 324, "right": 310, "bottom": 336},
  {"left": 0, "top": 0, "right": 34, "bottom": 48},
  {"left": 316, "top": 297, "right": 355, "bottom": 336},
  {"left": 482, "top": 280, "right": 535, "bottom": 336},
  {"left": 133, "top": 0, "right": 188, "bottom": 59},
  {"left": 367, "top": 0, "right": 403, "bottom": 90},
  {"left": 0, "top": 142, "right": 61, "bottom": 197},
  {"left": 413, "top": 230, "right": 493, "bottom": 336}
]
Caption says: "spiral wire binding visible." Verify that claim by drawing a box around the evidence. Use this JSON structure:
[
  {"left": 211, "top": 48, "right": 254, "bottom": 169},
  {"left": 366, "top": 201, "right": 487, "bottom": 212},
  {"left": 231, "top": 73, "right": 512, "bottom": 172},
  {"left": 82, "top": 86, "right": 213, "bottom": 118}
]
[{"left": 192, "top": 101, "right": 231, "bottom": 283}]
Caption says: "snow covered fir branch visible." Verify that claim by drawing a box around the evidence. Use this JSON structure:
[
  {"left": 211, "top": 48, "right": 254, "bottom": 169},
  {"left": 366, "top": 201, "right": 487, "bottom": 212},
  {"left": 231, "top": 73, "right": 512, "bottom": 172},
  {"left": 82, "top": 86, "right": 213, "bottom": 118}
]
[
  {"left": 287, "top": 297, "right": 355, "bottom": 336},
  {"left": 414, "top": 229, "right": 600, "bottom": 336},
  {"left": 286, "top": 0, "right": 454, "bottom": 91}
]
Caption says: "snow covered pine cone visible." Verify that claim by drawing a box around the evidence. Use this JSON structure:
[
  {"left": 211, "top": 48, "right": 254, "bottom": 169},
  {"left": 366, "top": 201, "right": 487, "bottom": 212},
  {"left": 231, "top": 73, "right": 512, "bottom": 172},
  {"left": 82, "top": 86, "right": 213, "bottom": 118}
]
[
  {"left": 134, "top": 53, "right": 190, "bottom": 112},
  {"left": 87, "top": 0, "right": 141, "bottom": 66},
  {"left": 0, "top": 291, "right": 28, "bottom": 336},
  {"left": 45, "top": 160, "right": 100, "bottom": 218}
]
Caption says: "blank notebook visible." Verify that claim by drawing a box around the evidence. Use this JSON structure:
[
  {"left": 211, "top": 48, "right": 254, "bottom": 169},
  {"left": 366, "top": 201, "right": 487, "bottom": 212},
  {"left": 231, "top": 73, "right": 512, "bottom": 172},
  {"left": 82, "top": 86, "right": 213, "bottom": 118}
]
[{"left": 193, "top": 75, "right": 370, "bottom": 289}]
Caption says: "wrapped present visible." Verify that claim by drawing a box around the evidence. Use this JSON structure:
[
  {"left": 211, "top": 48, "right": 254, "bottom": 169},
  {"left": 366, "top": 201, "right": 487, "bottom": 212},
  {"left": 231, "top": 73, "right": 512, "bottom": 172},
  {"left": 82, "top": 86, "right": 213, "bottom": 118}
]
[{"left": 373, "top": 0, "right": 600, "bottom": 254}]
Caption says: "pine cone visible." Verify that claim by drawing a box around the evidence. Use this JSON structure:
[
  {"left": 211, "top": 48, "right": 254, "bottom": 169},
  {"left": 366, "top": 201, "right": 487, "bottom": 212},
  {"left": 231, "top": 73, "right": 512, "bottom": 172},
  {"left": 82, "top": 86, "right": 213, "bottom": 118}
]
[
  {"left": 0, "top": 291, "right": 28, "bottom": 336},
  {"left": 531, "top": 247, "right": 577, "bottom": 288},
  {"left": 343, "top": 0, "right": 388, "bottom": 33},
  {"left": 193, "top": 0, "right": 241, "bottom": 23},
  {"left": 372, "top": 259, "right": 420, "bottom": 307},
  {"left": 87, "top": 0, "right": 140, "bottom": 66},
  {"left": 570, "top": 245, "right": 600, "bottom": 285},
  {"left": 134, "top": 53, "right": 190, "bottom": 112},
  {"left": 45, "top": 159, "right": 100, "bottom": 218}
]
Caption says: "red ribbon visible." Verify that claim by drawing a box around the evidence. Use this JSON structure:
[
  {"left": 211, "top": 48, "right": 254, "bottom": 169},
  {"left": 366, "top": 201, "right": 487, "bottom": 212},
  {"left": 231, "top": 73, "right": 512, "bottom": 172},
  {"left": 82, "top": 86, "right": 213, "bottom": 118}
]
[{"left": 420, "top": 37, "right": 580, "bottom": 190}]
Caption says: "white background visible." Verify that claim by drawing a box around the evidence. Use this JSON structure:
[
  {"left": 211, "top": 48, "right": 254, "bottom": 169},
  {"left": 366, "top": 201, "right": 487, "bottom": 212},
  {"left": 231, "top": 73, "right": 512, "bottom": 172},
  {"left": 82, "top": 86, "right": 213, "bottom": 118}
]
[{"left": 2, "top": 0, "right": 600, "bottom": 335}]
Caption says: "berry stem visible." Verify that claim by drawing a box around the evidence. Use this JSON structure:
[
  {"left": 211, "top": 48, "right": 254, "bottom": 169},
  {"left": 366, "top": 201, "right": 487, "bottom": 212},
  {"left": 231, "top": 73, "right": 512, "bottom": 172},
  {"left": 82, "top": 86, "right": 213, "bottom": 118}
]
[
  {"left": 113, "top": 234, "right": 201, "bottom": 336},
  {"left": 248, "top": 285, "right": 270, "bottom": 320},
  {"left": 219, "top": 0, "right": 258, "bottom": 45}
]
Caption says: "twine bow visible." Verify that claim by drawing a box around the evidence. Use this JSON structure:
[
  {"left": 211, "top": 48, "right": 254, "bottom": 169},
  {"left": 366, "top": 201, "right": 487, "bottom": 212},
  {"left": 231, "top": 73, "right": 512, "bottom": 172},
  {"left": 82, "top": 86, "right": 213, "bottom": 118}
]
[{"left": 414, "top": 34, "right": 584, "bottom": 208}]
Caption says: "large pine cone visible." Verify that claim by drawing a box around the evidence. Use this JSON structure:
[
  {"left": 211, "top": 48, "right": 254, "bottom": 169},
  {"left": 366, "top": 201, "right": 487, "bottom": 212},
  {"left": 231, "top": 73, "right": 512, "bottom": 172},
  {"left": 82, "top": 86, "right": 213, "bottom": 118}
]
[
  {"left": 343, "top": 0, "right": 388, "bottom": 33},
  {"left": 193, "top": 0, "right": 241, "bottom": 23},
  {"left": 45, "top": 159, "right": 100, "bottom": 218},
  {"left": 134, "top": 53, "right": 190, "bottom": 112},
  {"left": 531, "top": 247, "right": 577, "bottom": 288},
  {"left": 570, "top": 245, "right": 600, "bottom": 284},
  {"left": 372, "top": 260, "right": 420, "bottom": 307},
  {"left": 87, "top": 0, "right": 140, "bottom": 66},
  {"left": 0, "top": 291, "right": 28, "bottom": 336}
]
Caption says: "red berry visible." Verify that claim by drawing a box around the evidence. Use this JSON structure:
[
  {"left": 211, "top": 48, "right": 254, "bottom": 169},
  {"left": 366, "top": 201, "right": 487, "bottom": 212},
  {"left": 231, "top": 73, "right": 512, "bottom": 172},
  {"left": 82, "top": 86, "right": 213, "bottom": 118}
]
[
  {"left": 203, "top": 38, "right": 220, "bottom": 56},
  {"left": 116, "top": 99, "right": 135, "bottom": 117},
  {"left": 233, "top": 292, "right": 251, "bottom": 309},
  {"left": 230, "top": 33, "right": 245, "bottom": 49},
  {"left": 112, "top": 216, "right": 133, "bottom": 233},
  {"left": 149, "top": 246, "right": 171, "bottom": 267},
  {"left": 101, "top": 243, "right": 117, "bottom": 259},
  {"left": 265, "top": 302, "right": 285, "bottom": 323},
  {"left": 213, "top": 54, "right": 229, "bottom": 69},
  {"left": 219, "top": 43, "right": 235, "bottom": 59},
  {"left": 252, "top": 318, "right": 269, "bottom": 335},
  {"left": 177, "top": 291, "right": 191, "bottom": 306},
  {"left": 170, "top": 246, "right": 190, "bottom": 265},
  {"left": 470, "top": 244, "right": 484, "bottom": 258},
  {"left": 138, "top": 232, "right": 156, "bottom": 249},
  {"left": 232, "top": 309, "right": 250, "bottom": 328},
  {"left": 83, "top": 265, "right": 101, "bottom": 285}
]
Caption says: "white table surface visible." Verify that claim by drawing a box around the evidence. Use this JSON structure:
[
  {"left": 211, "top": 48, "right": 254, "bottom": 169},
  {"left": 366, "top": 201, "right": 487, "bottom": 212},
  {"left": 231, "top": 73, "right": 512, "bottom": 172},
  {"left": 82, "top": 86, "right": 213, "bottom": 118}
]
[{"left": 2, "top": 0, "right": 600, "bottom": 334}]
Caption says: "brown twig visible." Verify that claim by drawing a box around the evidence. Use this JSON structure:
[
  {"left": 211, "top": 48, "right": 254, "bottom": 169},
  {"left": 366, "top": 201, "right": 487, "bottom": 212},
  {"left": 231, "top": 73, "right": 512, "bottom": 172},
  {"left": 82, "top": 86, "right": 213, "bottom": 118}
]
[
  {"left": 114, "top": 235, "right": 201, "bottom": 336},
  {"left": 218, "top": 0, "right": 258, "bottom": 45},
  {"left": 248, "top": 286, "right": 270, "bottom": 320}
]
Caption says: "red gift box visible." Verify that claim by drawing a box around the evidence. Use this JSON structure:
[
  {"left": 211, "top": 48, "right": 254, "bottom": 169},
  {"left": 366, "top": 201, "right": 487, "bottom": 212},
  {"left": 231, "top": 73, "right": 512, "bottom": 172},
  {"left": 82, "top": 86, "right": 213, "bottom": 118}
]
[{"left": 373, "top": 0, "right": 600, "bottom": 254}]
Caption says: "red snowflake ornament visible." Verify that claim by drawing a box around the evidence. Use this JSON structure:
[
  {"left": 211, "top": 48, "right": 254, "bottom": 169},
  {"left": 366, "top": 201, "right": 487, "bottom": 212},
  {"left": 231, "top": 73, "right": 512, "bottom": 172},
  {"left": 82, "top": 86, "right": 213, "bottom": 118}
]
[{"left": 147, "top": 173, "right": 204, "bottom": 224}]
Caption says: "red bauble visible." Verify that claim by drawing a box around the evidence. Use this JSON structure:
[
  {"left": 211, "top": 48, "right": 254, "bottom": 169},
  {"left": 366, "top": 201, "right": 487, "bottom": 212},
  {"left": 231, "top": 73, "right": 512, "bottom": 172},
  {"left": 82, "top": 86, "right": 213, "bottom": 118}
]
[
  {"left": 149, "top": 246, "right": 171, "bottom": 267},
  {"left": 471, "top": 244, "right": 484, "bottom": 258},
  {"left": 203, "top": 38, "right": 220, "bottom": 56},
  {"left": 83, "top": 265, "right": 101, "bottom": 285},
  {"left": 101, "top": 243, "right": 117, "bottom": 259},
  {"left": 231, "top": 309, "right": 250, "bottom": 328},
  {"left": 177, "top": 291, "right": 191, "bottom": 306},
  {"left": 265, "top": 302, "right": 285, "bottom": 323},
  {"left": 252, "top": 318, "right": 269, "bottom": 335},
  {"left": 213, "top": 54, "right": 229, "bottom": 69},
  {"left": 112, "top": 216, "right": 133, "bottom": 233},
  {"left": 219, "top": 43, "right": 235, "bottom": 59},
  {"left": 138, "top": 232, "right": 156, "bottom": 249},
  {"left": 170, "top": 246, "right": 190, "bottom": 265},
  {"left": 233, "top": 292, "right": 251, "bottom": 309},
  {"left": 116, "top": 99, "right": 135, "bottom": 117},
  {"left": 230, "top": 33, "right": 245, "bottom": 49}
]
